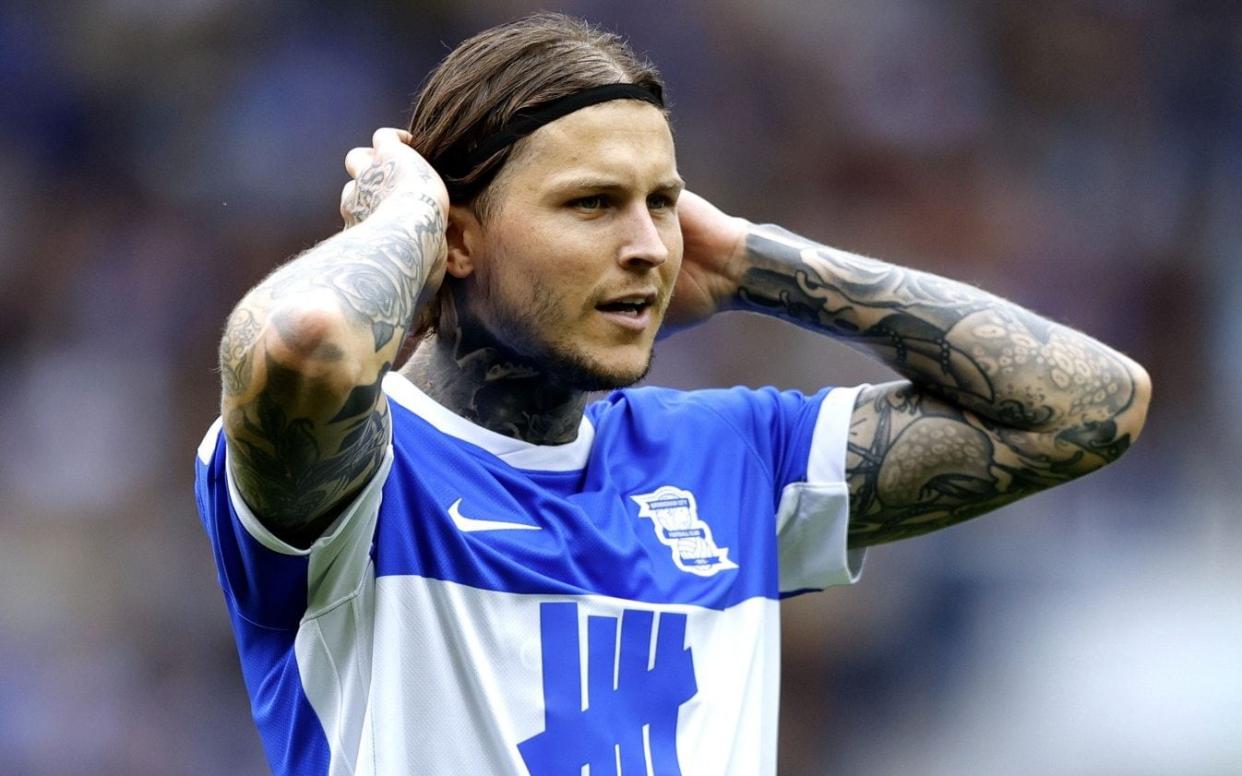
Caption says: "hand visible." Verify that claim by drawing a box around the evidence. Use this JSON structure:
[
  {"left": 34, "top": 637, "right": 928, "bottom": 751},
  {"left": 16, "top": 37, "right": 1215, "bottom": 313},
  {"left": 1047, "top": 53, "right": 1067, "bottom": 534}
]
[
  {"left": 662, "top": 191, "right": 749, "bottom": 332},
  {"left": 340, "top": 127, "right": 450, "bottom": 228}
]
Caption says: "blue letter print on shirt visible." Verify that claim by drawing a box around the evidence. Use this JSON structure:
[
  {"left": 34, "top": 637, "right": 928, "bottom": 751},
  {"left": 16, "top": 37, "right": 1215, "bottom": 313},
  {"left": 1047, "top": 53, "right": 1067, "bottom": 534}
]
[{"left": 518, "top": 602, "right": 697, "bottom": 775}]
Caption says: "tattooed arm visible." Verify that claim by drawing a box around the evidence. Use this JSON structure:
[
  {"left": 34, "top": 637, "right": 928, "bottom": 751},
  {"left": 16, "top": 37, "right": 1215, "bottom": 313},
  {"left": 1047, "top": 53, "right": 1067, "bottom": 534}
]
[
  {"left": 218, "top": 128, "right": 448, "bottom": 547},
  {"left": 673, "top": 193, "right": 1152, "bottom": 548}
]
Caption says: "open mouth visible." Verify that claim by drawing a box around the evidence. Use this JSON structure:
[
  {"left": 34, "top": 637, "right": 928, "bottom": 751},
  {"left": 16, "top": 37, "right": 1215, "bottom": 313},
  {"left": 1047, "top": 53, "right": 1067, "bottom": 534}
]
[
  {"left": 595, "top": 297, "right": 654, "bottom": 318},
  {"left": 595, "top": 292, "right": 658, "bottom": 331}
]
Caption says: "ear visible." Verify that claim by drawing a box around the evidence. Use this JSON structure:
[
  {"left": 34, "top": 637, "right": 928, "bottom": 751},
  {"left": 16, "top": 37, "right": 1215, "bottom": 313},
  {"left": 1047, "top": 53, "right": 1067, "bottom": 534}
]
[{"left": 445, "top": 204, "right": 482, "bottom": 279}]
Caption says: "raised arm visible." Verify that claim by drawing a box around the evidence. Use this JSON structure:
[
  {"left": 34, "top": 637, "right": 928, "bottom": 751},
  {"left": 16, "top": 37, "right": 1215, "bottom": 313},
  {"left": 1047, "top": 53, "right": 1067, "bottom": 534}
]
[
  {"left": 672, "top": 193, "right": 1152, "bottom": 548},
  {"left": 218, "top": 128, "right": 447, "bottom": 547}
]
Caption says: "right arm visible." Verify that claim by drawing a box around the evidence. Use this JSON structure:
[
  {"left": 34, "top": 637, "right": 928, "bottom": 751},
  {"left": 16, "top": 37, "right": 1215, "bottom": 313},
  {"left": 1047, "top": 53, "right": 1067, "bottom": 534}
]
[{"left": 218, "top": 128, "right": 447, "bottom": 547}]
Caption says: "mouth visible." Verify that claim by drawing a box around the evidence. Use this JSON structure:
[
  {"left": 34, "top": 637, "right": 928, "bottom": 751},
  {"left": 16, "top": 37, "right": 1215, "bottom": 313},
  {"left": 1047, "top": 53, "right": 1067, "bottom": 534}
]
[{"left": 595, "top": 291, "right": 658, "bottom": 330}]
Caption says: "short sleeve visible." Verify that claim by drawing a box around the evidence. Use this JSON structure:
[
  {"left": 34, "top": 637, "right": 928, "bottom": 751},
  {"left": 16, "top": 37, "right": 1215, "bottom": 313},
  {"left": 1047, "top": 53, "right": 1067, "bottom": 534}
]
[
  {"left": 193, "top": 417, "right": 393, "bottom": 628},
  {"left": 774, "top": 384, "right": 868, "bottom": 594}
]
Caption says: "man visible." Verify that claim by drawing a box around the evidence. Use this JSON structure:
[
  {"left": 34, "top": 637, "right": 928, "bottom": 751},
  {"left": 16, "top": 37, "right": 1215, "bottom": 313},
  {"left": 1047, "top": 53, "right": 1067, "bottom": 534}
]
[{"left": 195, "top": 13, "right": 1150, "bottom": 776}]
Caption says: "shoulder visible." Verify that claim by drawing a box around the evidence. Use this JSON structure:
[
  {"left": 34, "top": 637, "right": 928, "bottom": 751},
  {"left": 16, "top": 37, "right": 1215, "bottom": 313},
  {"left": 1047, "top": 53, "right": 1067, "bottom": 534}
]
[
  {"left": 589, "top": 384, "right": 829, "bottom": 426},
  {"left": 587, "top": 385, "right": 835, "bottom": 463},
  {"left": 591, "top": 384, "right": 809, "bottom": 412}
]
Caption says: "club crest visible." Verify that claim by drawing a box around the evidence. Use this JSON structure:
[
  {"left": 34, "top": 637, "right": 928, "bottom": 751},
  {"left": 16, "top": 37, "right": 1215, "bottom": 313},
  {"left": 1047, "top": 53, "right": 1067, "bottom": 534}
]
[{"left": 631, "top": 486, "right": 738, "bottom": 577}]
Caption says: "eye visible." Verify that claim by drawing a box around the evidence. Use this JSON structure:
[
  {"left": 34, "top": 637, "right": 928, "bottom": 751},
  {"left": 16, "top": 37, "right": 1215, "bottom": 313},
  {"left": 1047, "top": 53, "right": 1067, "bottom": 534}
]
[
  {"left": 647, "top": 193, "right": 674, "bottom": 210},
  {"left": 570, "top": 195, "right": 607, "bottom": 211}
]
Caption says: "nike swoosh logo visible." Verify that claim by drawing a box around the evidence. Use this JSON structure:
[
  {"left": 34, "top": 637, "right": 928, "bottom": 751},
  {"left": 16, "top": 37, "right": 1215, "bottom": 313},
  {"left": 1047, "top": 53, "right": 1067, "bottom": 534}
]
[{"left": 447, "top": 498, "right": 542, "bottom": 533}]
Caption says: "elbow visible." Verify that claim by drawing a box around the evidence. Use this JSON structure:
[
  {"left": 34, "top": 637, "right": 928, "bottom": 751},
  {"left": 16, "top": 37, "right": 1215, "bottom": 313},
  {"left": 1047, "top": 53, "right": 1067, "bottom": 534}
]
[
  {"left": 265, "top": 302, "right": 349, "bottom": 372},
  {"left": 263, "top": 300, "right": 382, "bottom": 394},
  {"left": 218, "top": 298, "right": 367, "bottom": 404},
  {"left": 1056, "top": 359, "right": 1152, "bottom": 468},
  {"left": 1121, "top": 361, "right": 1153, "bottom": 447}
]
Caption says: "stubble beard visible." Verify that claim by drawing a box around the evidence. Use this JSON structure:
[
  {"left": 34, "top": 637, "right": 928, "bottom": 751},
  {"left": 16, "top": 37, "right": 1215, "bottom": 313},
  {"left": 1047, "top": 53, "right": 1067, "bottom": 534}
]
[{"left": 483, "top": 283, "right": 655, "bottom": 392}]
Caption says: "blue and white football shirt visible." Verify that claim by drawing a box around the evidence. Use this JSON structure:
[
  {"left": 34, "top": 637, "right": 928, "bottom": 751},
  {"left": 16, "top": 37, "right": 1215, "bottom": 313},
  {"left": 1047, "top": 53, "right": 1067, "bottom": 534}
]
[{"left": 194, "top": 373, "right": 865, "bottom": 775}]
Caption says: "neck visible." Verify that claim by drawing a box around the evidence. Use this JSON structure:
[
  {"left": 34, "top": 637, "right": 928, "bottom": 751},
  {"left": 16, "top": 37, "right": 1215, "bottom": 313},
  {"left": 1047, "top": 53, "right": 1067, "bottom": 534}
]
[{"left": 400, "top": 316, "right": 588, "bottom": 446}]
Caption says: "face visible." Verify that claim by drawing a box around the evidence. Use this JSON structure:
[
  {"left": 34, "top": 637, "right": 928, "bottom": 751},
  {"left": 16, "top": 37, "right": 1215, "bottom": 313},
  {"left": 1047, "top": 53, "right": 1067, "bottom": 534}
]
[{"left": 454, "top": 100, "right": 684, "bottom": 390}]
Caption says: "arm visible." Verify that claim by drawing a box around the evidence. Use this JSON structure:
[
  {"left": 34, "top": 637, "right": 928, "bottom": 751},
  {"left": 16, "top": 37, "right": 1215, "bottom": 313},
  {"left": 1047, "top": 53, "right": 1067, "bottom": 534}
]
[
  {"left": 218, "top": 128, "right": 448, "bottom": 547},
  {"left": 672, "top": 193, "right": 1152, "bottom": 548}
]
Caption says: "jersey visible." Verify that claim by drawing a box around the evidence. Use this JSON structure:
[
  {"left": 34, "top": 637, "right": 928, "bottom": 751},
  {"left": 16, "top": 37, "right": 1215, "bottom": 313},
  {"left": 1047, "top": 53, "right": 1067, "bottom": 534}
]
[{"left": 194, "top": 373, "right": 865, "bottom": 775}]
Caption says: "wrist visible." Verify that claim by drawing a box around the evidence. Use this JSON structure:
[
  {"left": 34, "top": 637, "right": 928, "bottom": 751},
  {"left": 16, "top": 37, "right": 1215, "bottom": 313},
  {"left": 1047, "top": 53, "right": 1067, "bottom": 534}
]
[
  {"left": 719, "top": 218, "right": 755, "bottom": 311},
  {"left": 372, "top": 189, "right": 445, "bottom": 222}
]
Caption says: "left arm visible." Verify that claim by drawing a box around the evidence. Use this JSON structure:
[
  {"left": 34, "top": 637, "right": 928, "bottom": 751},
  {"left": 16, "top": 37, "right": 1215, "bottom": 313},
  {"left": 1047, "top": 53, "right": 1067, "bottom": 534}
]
[{"left": 672, "top": 193, "right": 1152, "bottom": 547}]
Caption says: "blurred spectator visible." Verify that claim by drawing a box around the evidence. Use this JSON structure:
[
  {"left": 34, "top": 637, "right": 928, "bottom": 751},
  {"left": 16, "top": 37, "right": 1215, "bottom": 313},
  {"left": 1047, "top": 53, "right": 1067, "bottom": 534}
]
[{"left": 1, "top": 1, "right": 1236, "bottom": 773}]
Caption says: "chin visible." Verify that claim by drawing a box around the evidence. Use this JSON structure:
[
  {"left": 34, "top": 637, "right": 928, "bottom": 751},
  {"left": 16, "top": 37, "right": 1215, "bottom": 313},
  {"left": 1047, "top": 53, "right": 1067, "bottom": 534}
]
[{"left": 543, "top": 343, "right": 654, "bottom": 392}]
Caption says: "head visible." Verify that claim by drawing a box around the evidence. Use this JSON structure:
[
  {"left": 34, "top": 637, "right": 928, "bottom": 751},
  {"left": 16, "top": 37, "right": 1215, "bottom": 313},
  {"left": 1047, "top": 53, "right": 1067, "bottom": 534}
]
[{"left": 407, "top": 13, "right": 683, "bottom": 390}]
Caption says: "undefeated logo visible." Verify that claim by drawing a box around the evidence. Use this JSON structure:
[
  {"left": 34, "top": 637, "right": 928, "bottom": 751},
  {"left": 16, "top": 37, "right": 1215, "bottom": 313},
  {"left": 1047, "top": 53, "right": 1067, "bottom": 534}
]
[
  {"left": 518, "top": 602, "right": 697, "bottom": 775},
  {"left": 632, "top": 486, "right": 739, "bottom": 577}
]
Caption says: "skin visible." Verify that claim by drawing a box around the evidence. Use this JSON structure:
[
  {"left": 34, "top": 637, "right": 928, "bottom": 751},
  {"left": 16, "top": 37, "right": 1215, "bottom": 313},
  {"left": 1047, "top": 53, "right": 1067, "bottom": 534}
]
[
  {"left": 218, "top": 103, "right": 1151, "bottom": 549},
  {"left": 725, "top": 225, "right": 1151, "bottom": 546},
  {"left": 404, "top": 101, "right": 684, "bottom": 441},
  {"left": 219, "top": 128, "right": 447, "bottom": 546}
]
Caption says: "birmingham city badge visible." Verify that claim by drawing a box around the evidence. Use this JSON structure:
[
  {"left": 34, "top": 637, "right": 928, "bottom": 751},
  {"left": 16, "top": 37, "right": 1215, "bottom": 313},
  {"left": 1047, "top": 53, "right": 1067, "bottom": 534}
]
[{"left": 631, "top": 486, "right": 739, "bottom": 577}]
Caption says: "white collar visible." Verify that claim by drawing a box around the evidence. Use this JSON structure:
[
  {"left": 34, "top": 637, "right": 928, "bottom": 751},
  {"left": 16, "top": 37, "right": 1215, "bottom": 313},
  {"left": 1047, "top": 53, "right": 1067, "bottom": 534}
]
[{"left": 383, "top": 371, "right": 594, "bottom": 472}]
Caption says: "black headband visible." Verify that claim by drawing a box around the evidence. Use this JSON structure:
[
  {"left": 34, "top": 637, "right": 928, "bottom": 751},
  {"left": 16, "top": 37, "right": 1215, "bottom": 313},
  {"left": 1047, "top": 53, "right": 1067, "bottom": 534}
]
[{"left": 434, "top": 82, "right": 665, "bottom": 199}]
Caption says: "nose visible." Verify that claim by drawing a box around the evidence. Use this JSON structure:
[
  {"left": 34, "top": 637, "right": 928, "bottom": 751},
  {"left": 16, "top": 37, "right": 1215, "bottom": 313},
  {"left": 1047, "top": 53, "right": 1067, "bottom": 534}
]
[{"left": 617, "top": 202, "right": 670, "bottom": 270}]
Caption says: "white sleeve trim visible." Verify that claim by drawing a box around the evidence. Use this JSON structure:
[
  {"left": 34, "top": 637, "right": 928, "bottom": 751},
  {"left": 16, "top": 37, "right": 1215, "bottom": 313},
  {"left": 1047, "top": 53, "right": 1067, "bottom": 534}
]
[
  {"left": 204, "top": 413, "right": 392, "bottom": 622},
  {"left": 776, "top": 385, "right": 868, "bottom": 592},
  {"left": 807, "top": 384, "right": 864, "bottom": 482},
  {"left": 197, "top": 417, "right": 224, "bottom": 464},
  {"left": 223, "top": 444, "right": 395, "bottom": 558}
]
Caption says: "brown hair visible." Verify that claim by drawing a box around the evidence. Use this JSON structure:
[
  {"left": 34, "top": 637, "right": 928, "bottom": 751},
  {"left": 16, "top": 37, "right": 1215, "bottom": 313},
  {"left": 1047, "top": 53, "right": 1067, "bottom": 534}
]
[
  {"left": 403, "top": 13, "right": 667, "bottom": 339},
  {"left": 407, "top": 12, "right": 666, "bottom": 217}
]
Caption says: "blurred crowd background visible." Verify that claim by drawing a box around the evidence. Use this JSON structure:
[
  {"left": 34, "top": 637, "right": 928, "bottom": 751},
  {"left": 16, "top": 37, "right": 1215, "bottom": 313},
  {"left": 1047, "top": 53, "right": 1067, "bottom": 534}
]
[{"left": 2, "top": 0, "right": 1240, "bottom": 773}]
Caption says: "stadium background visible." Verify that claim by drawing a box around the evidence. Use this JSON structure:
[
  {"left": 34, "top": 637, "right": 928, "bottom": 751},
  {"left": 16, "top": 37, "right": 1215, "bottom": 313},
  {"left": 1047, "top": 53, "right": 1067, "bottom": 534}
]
[{"left": 2, "top": 0, "right": 1240, "bottom": 773}]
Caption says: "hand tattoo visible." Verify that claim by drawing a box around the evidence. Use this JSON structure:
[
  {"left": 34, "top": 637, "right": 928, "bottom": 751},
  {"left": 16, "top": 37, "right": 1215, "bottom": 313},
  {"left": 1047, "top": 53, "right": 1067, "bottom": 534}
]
[{"left": 344, "top": 161, "right": 398, "bottom": 224}]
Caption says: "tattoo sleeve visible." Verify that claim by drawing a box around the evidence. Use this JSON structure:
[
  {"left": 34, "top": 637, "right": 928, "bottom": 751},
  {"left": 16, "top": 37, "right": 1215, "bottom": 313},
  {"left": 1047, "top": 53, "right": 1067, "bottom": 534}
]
[
  {"left": 217, "top": 181, "right": 445, "bottom": 546},
  {"left": 737, "top": 224, "right": 1151, "bottom": 546}
]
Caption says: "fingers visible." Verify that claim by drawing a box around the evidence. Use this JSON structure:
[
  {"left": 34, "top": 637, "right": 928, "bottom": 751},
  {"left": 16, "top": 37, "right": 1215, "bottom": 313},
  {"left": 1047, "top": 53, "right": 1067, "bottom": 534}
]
[
  {"left": 347, "top": 128, "right": 411, "bottom": 176},
  {"left": 340, "top": 180, "right": 359, "bottom": 226},
  {"left": 372, "top": 127, "right": 412, "bottom": 151},
  {"left": 344, "top": 147, "right": 375, "bottom": 178},
  {"left": 339, "top": 127, "right": 445, "bottom": 227}
]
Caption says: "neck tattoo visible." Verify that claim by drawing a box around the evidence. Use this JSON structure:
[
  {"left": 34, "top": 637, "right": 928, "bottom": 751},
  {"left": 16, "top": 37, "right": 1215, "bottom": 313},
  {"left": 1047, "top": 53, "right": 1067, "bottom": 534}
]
[{"left": 400, "top": 313, "right": 588, "bottom": 446}]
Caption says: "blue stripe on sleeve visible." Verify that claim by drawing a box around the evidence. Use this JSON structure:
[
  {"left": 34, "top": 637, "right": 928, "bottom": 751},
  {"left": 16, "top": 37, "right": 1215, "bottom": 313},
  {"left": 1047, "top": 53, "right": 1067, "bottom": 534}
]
[
  {"left": 194, "top": 436, "right": 332, "bottom": 776},
  {"left": 196, "top": 432, "right": 310, "bottom": 629}
]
